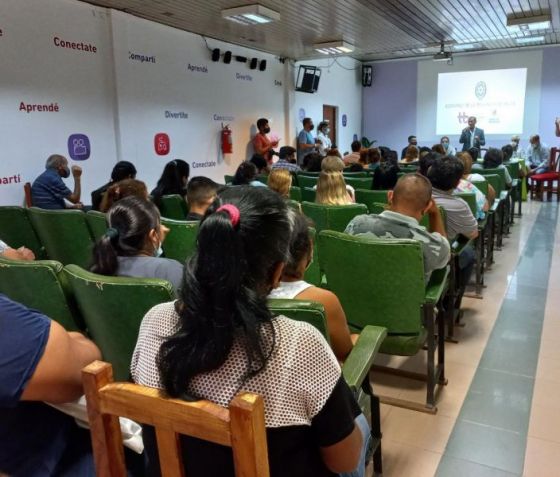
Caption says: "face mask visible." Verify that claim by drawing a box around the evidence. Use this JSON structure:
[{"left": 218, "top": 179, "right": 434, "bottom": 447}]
[
  {"left": 60, "top": 166, "right": 70, "bottom": 178},
  {"left": 264, "top": 127, "right": 271, "bottom": 134},
  {"left": 511, "top": 142, "right": 518, "bottom": 148},
  {"left": 442, "top": 142, "right": 449, "bottom": 149},
  {"left": 325, "top": 128, "right": 330, "bottom": 134},
  {"left": 309, "top": 125, "right": 315, "bottom": 131},
  {"left": 153, "top": 242, "right": 163, "bottom": 257}
]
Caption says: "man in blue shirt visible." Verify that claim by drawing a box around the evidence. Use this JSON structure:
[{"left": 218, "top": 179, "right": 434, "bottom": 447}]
[
  {"left": 297, "top": 117, "right": 319, "bottom": 164},
  {"left": 526, "top": 134, "right": 550, "bottom": 176},
  {"left": 31, "top": 154, "right": 83, "bottom": 209}
]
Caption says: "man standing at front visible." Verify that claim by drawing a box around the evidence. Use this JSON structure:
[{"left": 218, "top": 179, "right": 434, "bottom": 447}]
[
  {"left": 297, "top": 117, "right": 318, "bottom": 164},
  {"left": 459, "top": 116, "right": 485, "bottom": 152},
  {"left": 31, "top": 154, "right": 83, "bottom": 209}
]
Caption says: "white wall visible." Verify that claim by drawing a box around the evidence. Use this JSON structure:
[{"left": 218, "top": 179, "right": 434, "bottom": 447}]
[{"left": 292, "top": 58, "right": 363, "bottom": 153}]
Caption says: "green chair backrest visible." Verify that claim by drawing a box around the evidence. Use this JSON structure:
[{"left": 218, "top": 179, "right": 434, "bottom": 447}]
[
  {"left": 342, "top": 171, "right": 369, "bottom": 178},
  {"left": 27, "top": 207, "right": 94, "bottom": 268},
  {"left": 454, "top": 192, "right": 477, "bottom": 216},
  {"left": 0, "top": 257, "right": 82, "bottom": 331},
  {"left": 289, "top": 186, "right": 302, "bottom": 202},
  {"left": 400, "top": 165, "right": 419, "bottom": 174},
  {"left": 483, "top": 174, "right": 504, "bottom": 196},
  {"left": 354, "top": 190, "right": 389, "bottom": 211},
  {"left": 470, "top": 180, "right": 488, "bottom": 197},
  {"left": 0, "top": 206, "right": 44, "bottom": 258},
  {"left": 63, "top": 264, "right": 175, "bottom": 381},
  {"left": 159, "top": 195, "right": 188, "bottom": 220},
  {"left": 297, "top": 175, "right": 319, "bottom": 189},
  {"left": 304, "top": 227, "right": 321, "bottom": 286},
  {"left": 161, "top": 218, "right": 199, "bottom": 263},
  {"left": 318, "top": 231, "right": 426, "bottom": 334},
  {"left": 224, "top": 174, "right": 234, "bottom": 184},
  {"left": 301, "top": 187, "right": 316, "bottom": 203},
  {"left": 297, "top": 171, "right": 320, "bottom": 177},
  {"left": 287, "top": 200, "right": 302, "bottom": 213},
  {"left": 344, "top": 177, "right": 373, "bottom": 191},
  {"left": 267, "top": 299, "right": 330, "bottom": 343},
  {"left": 504, "top": 161, "right": 519, "bottom": 179},
  {"left": 86, "top": 210, "right": 108, "bottom": 242},
  {"left": 478, "top": 167, "right": 506, "bottom": 184},
  {"left": 301, "top": 202, "right": 367, "bottom": 233},
  {"left": 254, "top": 175, "right": 269, "bottom": 185}
]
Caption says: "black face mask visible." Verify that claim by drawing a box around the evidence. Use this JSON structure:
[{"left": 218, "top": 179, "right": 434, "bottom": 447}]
[
  {"left": 60, "top": 166, "right": 70, "bottom": 178},
  {"left": 309, "top": 125, "right": 315, "bottom": 131},
  {"left": 264, "top": 127, "right": 271, "bottom": 134}
]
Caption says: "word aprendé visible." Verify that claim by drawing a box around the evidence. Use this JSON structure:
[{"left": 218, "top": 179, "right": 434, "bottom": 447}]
[
  {"left": 53, "top": 36, "right": 97, "bottom": 53},
  {"left": 20, "top": 102, "right": 60, "bottom": 113}
]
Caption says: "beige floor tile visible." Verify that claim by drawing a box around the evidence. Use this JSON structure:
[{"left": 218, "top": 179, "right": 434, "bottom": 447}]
[
  {"left": 532, "top": 378, "right": 560, "bottom": 411},
  {"left": 380, "top": 407, "right": 456, "bottom": 453},
  {"left": 535, "top": 357, "right": 560, "bottom": 384},
  {"left": 523, "top": 437, "right": 560, "bottom": 477},
  {"left": 380, "top": 403, "right": 393, "bottom": 426},
  {"left": 381, "top": 440, "right": 442, "bottom": 477},
  {"left": 537, "top": 337, "right": 560, "bottom": 362},
  {"left": 528, "top": 403, "right": 560, "bottom": 443}
]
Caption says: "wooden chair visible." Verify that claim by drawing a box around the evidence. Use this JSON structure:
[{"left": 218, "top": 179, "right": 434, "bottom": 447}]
[
  {"left": 23, "top": 182, "right": 33, "bottom": 207},
  {"left": 83, "top": 361, "right": 269, "bottom": 477}
]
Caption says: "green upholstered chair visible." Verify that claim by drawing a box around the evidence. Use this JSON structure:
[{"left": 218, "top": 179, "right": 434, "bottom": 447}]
[
  {"left": 304, "top": 227, "right": 321, "bottom": 286},
  {"left": 267, "top": 298, "right": 387, "bottom": 475},
  {"left": 161, "top": 218, "right": 199, "bottom": 264},
  {"left": 289, "top": 186, "right": 302, "bottom": 202},
  {"left": 504, "top": 161, "right": 522, "bottom": 218},
  {"left": 297, "top": 175, "right": 319, "bottom": 189},
  {"left": 224, "top": 174, "right": 234, "bottom": 184},
  {"left": 454, "top": 192, "right": 477, "bottom": 217},
  {"left": 354, "top": 190, "right": 389, "bottom": 211},
  {"left": 86, "top": 210, "right": 108, "bottom": 242},
  {"left": 0, "top": 206, "right": 45, "bottom": 258},
  {"left": 254, "top": 175, "right": 268, "bottom": 185},
  {"left": 318, "top": 231, "right": 448, "bottom": 412},
  {"left": 400, "top": 165, "right": 419, "bottom": 173},
  {"left": 158, "top": 195, "right": 188, "bottom": 220},
  {"left": 64, "top": 265, "right": 175, "bottom": 381},
  {"left": 0, "top": 257, "right": 83, "bottom": 331},
  {"left": 343, "top": 177, "right": 373, "bottom": 191},
  {"left": 301, "top": 187, "right": 316, "bottom": 203},
  {"left": 481, "top": 173, "right": 507, "bottom": 248},
  {"left": 287, "top": 200, "right": 302, "bottom": 213},
  {"left": 27, "top": 207, "right": 94, "bottom": 269},
  {"left": 301, "top": 202, "right": 367, "bottom": 233},
  {"left": 342, "top": 171, "right": 369, "bottom": 178}
]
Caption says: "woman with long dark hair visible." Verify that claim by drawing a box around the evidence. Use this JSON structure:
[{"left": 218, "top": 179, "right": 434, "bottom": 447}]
[
  {"left": 131, "top": 186, "right": 369, "bottom": 477},
  {"left": 150, "top": 159, "right": 190, "bottom": 205},
  {"left": 90, "top": 196, "right": 183, "bottom": 292}
]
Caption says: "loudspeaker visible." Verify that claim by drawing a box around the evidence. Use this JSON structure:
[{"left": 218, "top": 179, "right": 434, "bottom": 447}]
[
  {"left": 250, "top": 58, "right": 258, "bottom": 70},
  {"left": 362, "top": 65, "right": 373, "bottom": 87},
  {"left": 295, "top": 65, "right": 321, "bottom": 93},
  {"left": 223, "top": 51, "right": 232, "bottom": 64},
  {"left": 235, "top": 55, "right": 247, "bottom": 63},
  {"left": 259, "top": 59, "right": 267, "bottom": 71},
  {"left": 211, "top": 48, "right": 220, "bottom": 62}
]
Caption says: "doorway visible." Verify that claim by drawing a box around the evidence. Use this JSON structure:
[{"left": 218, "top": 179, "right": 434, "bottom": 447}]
[{"left": 322, "top": 105, "right": 338, "bottom": 148}]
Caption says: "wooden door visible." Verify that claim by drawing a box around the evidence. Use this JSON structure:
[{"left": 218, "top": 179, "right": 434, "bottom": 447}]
[{"left": 322, "top": 105, "right": 337, "bottom": 147}]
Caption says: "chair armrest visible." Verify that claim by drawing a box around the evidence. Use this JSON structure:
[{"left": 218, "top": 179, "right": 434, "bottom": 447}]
[
  {"left": 342, "top": 325, "right": 387, "bottom": 391},
  {"left": 424, "top": 266, "right": 450, "bottom": 304},
  {"left": 451, "top": 235, "right": 474, "bottom": 255}
]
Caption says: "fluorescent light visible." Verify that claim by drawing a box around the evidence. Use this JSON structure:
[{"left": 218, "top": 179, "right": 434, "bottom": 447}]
[
  {"left": 313, "top": 41, "right": 355, "bottom": 55},
  {"left": 454, "top": 43, "right": 481, "bottom": 50},
  {"left": 507, "top": 13, "right": 551, "bottom": 32},
  {"left": 222, "top": 4, "right": 280, "bottom": 25},
  {"left": 516, "top": 35, "right": 545, "bottom": 44}
]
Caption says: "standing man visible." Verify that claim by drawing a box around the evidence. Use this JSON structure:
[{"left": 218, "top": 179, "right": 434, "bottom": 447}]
[
  {"left": 459, "top": 116, "right": 485, "bottom": 152},
  {"left": 31, "top": 154, "right": 82, "bottom": 209},
  {"left": 297, "top": 117, "right": 319, "bottom": 164},
  {"left": 526, "top": 134, "right": 550, "bottom": 176},
  {"left": 555, "top": 117, "right": 560, "bottom": 137},
  {"left": 253, "top": 118, "right": 279, "bottom": 165},
  {"left": 401, "top": 135, "right": 418, "bottom": 159}
]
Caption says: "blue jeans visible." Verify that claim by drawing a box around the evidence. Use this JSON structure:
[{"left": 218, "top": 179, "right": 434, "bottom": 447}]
[{"left": 340, "top": 413, "right": 371, "bottom": 477}]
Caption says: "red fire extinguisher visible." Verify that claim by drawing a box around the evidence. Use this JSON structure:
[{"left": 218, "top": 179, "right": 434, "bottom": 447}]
[{"left": 221, "top": 123, "right": 233, "bottom": 155}]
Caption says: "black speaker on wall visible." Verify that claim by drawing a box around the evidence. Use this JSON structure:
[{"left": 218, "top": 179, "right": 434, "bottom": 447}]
[
  {"left": 224, "top": 51, "right": 232, "bottom": 64},
  {"left": 250, "top": 58, "right": 258, "bottom": 70},
  {"left": 259, "top": 59, "right": 267, "bottom": 71},
  {"left": 295, "top": 65, "right": 321, "bottom": 93},
  {"left": 211, "top": 48, "right": 220, "bottom": 62},
  {"left": 362, "top": 65, "right": 373, "bottom": 87}
]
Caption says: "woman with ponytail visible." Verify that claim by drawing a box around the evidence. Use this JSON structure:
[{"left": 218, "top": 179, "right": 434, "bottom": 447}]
[
  {"left": 90, "top": 196, "right": 183, "bottom": 292},
  {"left": 131, "top": 186, "right": 369, "bottom": 477}
]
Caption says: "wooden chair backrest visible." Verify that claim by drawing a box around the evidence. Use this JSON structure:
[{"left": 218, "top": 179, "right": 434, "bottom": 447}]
[
  {"left": 550, "top": 147, "right": 559, "bottom": 172},
  {"left": 24, "top": 182, "right": 33, "bottom": 207},
  {"left": 83, "top": 361, "right": 270, "bottom": 477}
]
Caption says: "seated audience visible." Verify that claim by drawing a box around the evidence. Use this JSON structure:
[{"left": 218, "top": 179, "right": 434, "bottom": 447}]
[
  {"left": 326, "top": 147, "right": 343, "bottom": 158},
  {"left": 347, "top": 163, "right": 364, "bottom": 172},
  {"left": 271, "top": 146, "right": 300, "bottom": 172},
  {"left": 454, "top": 176, "right": 489, "bottom": 221},
  {"left": 510, "top": 135, "right": 525, "bottom": 160},
  {"left": 90, "top": 196, "right": 183, "bottom": 292},
  {"left": 316, "top": 171, "right": 354, "bottom": 205},
  {"left": 267, "top": 169, "right": 292, "bottom": 199},
  {"left": 232, "top": 161, "right": 267, "bottom": 187},
  {"left": 481, "top": 148, "right": 512, "bottom": 187},
  {"left": 401, "top": 135, "right": 417, "bottom": 159},
  {"left": 401, "top": 145, "right": 419, "bottom": 164},
  {"left": 302, "top": 152, "right": 324, "bottom": 172},
  {"left": 418, "top": 151, "right": 441, "bottom": 177},
  {"left": 151, "top": 159, "right": 190, "bottom": 206},
  {"left": 372, "top": 161, "right": 400, "bottom": 190},
  {"left": 31, "top": 154, "right": 82, "bottom": 210},
  {"left": 440, "top": 136, "right": 456, "bottom": 156},
  {"left": 366, "top": 148, "right": 382, "bottom": 171},
  {"left": 526, "top": 134, "right": 550, "bottom": 176},
  {"left": 91, "top": 161, "right": 137, "bottom": 211},
  {"left": 99, "top": 179, "right": 148, "bottom": 213},
  {"left": 0, "top": 239, "right": 35, "bottom": 261},
  {"left": 185, "top": 177, "right": 219, "bottom": 221},
  {"left": 468, "top": 147, "right": 480, "bottom": 162},
  {"left": 457, "top": 152, "right": 496, "bottom": 204},
  {"left": 131, "top": 186, "right": 368, "bottom": 477},
  {"left": 249, "top": 153, "right": 270, "bottom": 175},
  {"left": 431, "top": 144, "right": 446, "bottom": 155},
  {"left": 346, "top": 174, "right": 450, "bottom": 283},
  {"left": 342, "top": 140, "right": 362, "bottom": 165},
  {"left": 0, "top": 294, "right": 101, "bottom": 475},
  {"left": 320, "top": 156, "right": 357, "bottom": 198},
  {"left": 501, "top": 144, "right": 513, "bottom": 162},
  {"left": 269, "top": 211, "right": 354, "bottom": 360}
]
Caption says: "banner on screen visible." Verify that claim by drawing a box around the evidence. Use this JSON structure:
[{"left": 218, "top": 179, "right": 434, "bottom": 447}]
[{"left": 436, "top": 68, "right": 527, "bottom": 135}]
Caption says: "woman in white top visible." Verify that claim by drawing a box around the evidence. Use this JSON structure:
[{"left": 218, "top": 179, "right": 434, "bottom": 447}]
[
  {"left": 269, "top": 211, "right": 355, "bottom": 360},
  {"left": 457, "top": 151, "right": 496, "bottom": 204},
  {"left": 316, "top": 121, "right": 332, "bottom": 156},
  {"left": 440, "top": 136, "right": 456, "bottom": 156}
]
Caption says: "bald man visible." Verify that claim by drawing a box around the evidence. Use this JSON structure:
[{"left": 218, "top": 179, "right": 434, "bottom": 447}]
[{"left": 345, "top": 174, "right": 450, "bottom": 283}]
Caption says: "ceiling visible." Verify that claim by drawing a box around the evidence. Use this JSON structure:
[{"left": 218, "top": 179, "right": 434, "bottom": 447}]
[{"left": 83, "top": 0, "right": 560, "bottom": 61}]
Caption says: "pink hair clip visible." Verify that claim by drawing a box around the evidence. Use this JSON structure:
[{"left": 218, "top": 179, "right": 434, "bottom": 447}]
[{"left": 216, "top": 204, "right": 240, "bottom": 227}]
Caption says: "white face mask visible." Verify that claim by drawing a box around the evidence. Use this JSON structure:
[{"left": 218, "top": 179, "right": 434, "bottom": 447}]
[
  {"left": 325, "top": 128, "right": 330, "bottom": 134},
  {"left": 154, "top": 245, "right": 164, "bottom": 257}
]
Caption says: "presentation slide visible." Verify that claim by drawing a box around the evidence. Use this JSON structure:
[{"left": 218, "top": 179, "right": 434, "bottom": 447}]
[{"left": 436, "top": 68, "right": 527, "bottom": 135}]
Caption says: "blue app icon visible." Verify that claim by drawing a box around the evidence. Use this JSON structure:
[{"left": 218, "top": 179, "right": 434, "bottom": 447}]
[{"left": 68, "top": 134, "right": 90, "bottom": 160}]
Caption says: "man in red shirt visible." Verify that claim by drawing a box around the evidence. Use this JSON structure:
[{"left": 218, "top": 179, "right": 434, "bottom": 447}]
[{"left": 253, "top": 118, "right": 279, "bottom": 164}]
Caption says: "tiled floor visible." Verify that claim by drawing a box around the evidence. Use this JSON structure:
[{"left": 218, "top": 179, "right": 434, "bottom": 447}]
[{"left": 367, "top": 200, "right": 560, "bottom": 476}]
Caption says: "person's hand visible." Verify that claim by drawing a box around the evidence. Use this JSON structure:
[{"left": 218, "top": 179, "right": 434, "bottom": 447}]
[
  {"left": 71, "top": 202, "right": 84, "bottom": 209},
  {"left": 474, "top": 135, "right": 479, "bottom": 141},
  {"left": 426, "top": 198, "right": 439, "bottom": 216},
  {"left": 17, "top": 247, "right": 35, "bottom": 261},
  {"left": 2, "top": 247, "right": 34, "bottom": 261},
  {"left": 71, "top": 165, "right": 82, "bottom": 178},
  {"left": 271, "top": 140, "right": 279, "bottom": 147},
  {"left": 463, "top": 127, "right": 469, "bottom": 133},
  {"left": 315, "top": 138, "right": 322, "bottom": 144}
]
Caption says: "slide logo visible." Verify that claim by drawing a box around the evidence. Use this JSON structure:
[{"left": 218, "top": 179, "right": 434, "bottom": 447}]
[
  {"left": 68, "top": 134, "right": 90, "bottom": 160},
  {"left": 475, "top": 81, "right": 487, "bottom": 100},
  {"left": 154, "top": 133, "right": 170, "bottom": 155}
]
